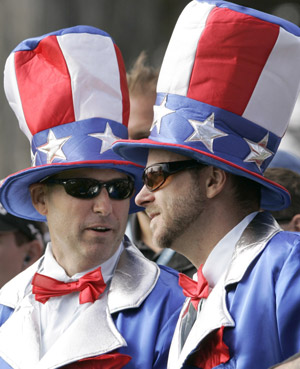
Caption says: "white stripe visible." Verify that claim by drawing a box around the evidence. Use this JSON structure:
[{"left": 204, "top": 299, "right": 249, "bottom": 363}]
[
  {"left": 157, "top": 1, "right": 215, "bottom": 96},
  {"left": 243, "top": 27, "right": 300, "bottom": 137},
  {"left": 57, "top": 33, "right": 123, "bottom": 124},
  {"left": 4, "top": 53, "right": 33, "bottom": 141}
]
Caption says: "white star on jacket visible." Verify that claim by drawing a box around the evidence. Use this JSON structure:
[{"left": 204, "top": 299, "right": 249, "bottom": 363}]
[
  {"left": 37, "top": 130, "right": 71, "bottom": 164},
  {"left": 244, "top": 133, "right": 273, "bottom": 170},
  {"left": 185, "top": 113, "right": 228, "bottom": 153},
  {"left": 151, "top": 95, "right": 175, "bottom": 134},
  {"left": 89, "top": 123, "right": 121, "bottom": 153}
]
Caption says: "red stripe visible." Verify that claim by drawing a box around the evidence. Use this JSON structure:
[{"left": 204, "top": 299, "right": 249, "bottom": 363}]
[
  {"left": 187, "top": 7, "right": 279, "bottom": 116},
  {"left": 114, "top": 44, "right": 130, "bottom": 127},
  {"left": 15, "top": 35, "right": 75, "bottom": 135}
]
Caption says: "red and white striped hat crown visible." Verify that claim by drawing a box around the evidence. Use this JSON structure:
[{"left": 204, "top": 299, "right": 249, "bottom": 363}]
[
  {"left": 0, "top": 26, "right": 143, "bottom": 220},
  {"left": 113, "top": 0, "right": 300, "bottom": 211}
]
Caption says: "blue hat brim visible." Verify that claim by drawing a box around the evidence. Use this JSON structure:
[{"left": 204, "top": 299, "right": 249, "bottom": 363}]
[
  {"left": 0, "top": 160, "right": 144, "bottom": 221},
  {"left": 113, "top": 138, "right": 291, "bottom": 211}
]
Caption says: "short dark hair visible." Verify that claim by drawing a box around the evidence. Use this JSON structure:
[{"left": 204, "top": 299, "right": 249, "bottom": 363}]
[
  {"left": 228, "top": 173, "right": 261, "bottom": 211},
  {"left": 14, "top": 221, "right": 48, "bottom": 247},
  {"left": 14, "top": 230, "right": 31, "bottom": 246},
  {"left": 0, "top": 203, "right": 48, "bottom": 248},
  {"left": 190, "top": 165, "right": 261, "bottom": 211},
  {"left": 264, "top": 167, "right": 300, "bottom": 222}
]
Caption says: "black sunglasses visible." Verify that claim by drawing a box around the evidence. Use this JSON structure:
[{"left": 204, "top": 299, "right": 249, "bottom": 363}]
[
  {"left": 41, "top": 177, "right": 134, "bottom": 200},
  {"left": 143, "top": 160, "right": 206, "bottom": 192}
]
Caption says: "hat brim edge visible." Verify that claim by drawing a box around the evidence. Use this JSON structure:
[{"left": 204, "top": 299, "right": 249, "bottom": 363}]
[
  {"left": 0, "top": 160, "right": 145, "bottom": 221},
  {"left": 113, "top": 139, "right": 291, "bottom": 212}
]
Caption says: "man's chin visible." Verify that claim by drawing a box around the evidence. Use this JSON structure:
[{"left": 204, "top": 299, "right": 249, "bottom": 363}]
[{"left": 154, "top": 231, "right": 173, "bottom": 250}]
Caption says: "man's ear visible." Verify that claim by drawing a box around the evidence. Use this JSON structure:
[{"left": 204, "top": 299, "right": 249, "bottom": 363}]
[
  {"left": 205, "top": 166, "right": 227, "bottom": 199},
  {"left": 290, "top": 214, "right": 300, "bottom": 232},
  {"left": 29, "top": 183, "right": 48, "bottom": 216}
]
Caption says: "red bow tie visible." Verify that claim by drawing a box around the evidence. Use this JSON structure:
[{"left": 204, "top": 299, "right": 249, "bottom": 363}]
[
  {"left": 63, "top": 353, "right": 132, "bottom": 369},
  {"left": 32, "top": 267, "right": 107, "bottom": 304},
  {"left": 187, "top": 326, "right": 230, "bottom": 369},
  {"left": 178, "top": 264, "right": 210, "bottom": 310}
]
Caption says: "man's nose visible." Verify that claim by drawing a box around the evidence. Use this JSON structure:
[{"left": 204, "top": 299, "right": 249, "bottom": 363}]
[
  {"left": 135, "top": 185, "right": 155, "bottom": 208},
  {"left": 93, "top": 188, "right": 113, "bottom": 216}
]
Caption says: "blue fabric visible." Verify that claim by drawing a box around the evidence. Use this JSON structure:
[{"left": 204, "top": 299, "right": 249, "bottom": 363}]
[
  {"left": 115, "top": 265, "right": 184, "bottom": 368},
  {"left": 182, "top": 231, "right": 300, "bottom": 369},
  {"left": 0, "top": 359, "right": 11, "bottom": 369},
  {"left": 31, "top": 119, "right": 129, "bottom": 166},
  {"left": 112, "top": 92, "right": 291, "bottom": 212},
  {"left": 0, "top": 159, "right": 144, "bottom": 222},
  {"left": 14, "top": 26, "right": 112, "bottom": 53},
  {"left": 0, "top": 306, "right": 13, "bottom": 326},
  {"left": 0, "top": 306, "right": 13, "bottom": 368},
  {"left": 0, "top": 265, "right": 184, "bottom": 369}
]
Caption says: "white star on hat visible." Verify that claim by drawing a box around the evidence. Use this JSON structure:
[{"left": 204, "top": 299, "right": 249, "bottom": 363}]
[
  {"left": 89, "top": 122, "right": 121, "bottom": 154},
  {"left": 185, "top": 113, "right": 228, "bottom": 153},
  {"left": 244, "top": 133, "right": 273, "bottom": 170},
  {"left": 150, "top": 95, "right": 175, "bottom": 134},
  {"left": 37, "top": 129, "right": 71, "bottom": 164}
]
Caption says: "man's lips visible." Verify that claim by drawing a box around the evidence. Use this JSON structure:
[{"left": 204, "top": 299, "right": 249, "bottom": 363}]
[
  {"left": 146, "top": 211, "right": 160, "bottom": 220},
  {"left": 86, "top": 225, "right": 112, "bottom": 232}
]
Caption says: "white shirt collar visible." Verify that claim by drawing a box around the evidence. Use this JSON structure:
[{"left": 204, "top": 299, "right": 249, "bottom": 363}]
[
  {"left": 202, "top": 212, "right": 258, "bottom": 288},
  {"left": 41, "top": 241, "right": 124, "bottom": 284}
]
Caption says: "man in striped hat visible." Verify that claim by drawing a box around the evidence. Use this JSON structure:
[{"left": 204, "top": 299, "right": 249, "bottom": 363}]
[
  {"left": 113, "top": 1, "right": 300, "bottom": 368},
  {"left": 0, "top": 26, "right": 185, "bottom": 368}
]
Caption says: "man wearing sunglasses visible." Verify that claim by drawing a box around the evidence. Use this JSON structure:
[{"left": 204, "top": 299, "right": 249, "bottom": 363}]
[
  {"left": 126, "top": 51, "right": 196, "bottom": 277},
  {"left": 0, "top": 27, "right": 185, "bottom": 368},
  {"left": 113, "top": 1, "right": 300, "bottom": 369}
]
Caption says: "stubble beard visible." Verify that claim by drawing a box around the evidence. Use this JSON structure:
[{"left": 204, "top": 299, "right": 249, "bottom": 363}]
[{"left": 154, "top": 178, "right": 206, "bottom": 250}]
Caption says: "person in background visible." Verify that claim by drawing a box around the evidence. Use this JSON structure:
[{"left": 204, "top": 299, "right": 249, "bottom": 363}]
[
  {"left": 113, "top": 1, "right": 300, "bottom": 368},
  {"left": 264, "top": 167, "right": 300, "bottom": 231},
  {"left": 266, "top": 150, "right": 300, "bottom": 368},
  {"left": 0, "top": 203, "right": 47, "bottom": 288},
  {"left": 126, "top": 51, "right": 196, "bottom": 276},
  {"left": 269, "top": 149, "right": 300, "bottom": 175},
  {"left": 127, "top": 51, "right": 158, "bottom": 141},
  {"left": 0, "top": 26, "right": 184, "bottom": 368}
]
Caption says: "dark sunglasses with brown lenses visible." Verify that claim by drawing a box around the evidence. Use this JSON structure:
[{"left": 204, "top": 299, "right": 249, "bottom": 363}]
[{"left": 142, "top": 160, "right": 206, "bottom": 192}]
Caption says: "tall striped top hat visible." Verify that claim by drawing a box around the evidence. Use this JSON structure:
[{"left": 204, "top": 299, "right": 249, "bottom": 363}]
[
  {"left": 113, "top": 0, "right": 300, "bottom": 211},
  {"left": 0, "top": 25, "right": 144, "bottom": 221}
]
